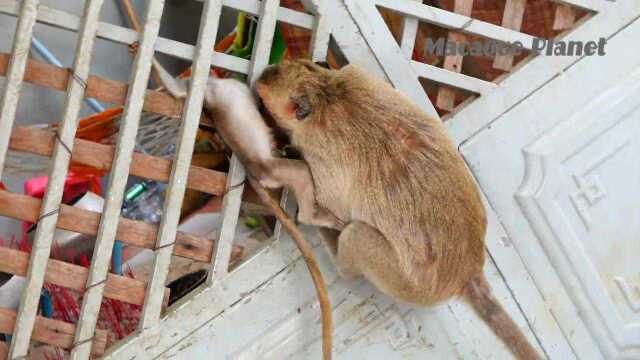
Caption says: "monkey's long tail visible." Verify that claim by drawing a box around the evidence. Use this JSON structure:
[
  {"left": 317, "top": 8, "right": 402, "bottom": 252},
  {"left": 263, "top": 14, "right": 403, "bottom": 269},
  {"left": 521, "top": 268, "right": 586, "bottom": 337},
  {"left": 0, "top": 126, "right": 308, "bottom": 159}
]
[
  {"left": 246, "top": 176, "right": 333, "bottom": 360},
  {"left": 463, "top": 274, "right": 543, "bottom": 360}
]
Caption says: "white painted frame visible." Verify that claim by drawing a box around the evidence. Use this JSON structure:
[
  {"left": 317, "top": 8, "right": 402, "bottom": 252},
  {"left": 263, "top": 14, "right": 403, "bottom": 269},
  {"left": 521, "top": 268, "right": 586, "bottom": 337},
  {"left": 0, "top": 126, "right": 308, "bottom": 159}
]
[
  {"left": 5, "top": 1, "right": 105, "bottom": 358},
  {"left": 1, "top": 0, "right": 633, "bottom": 358},
  {"left": 0, "top": 0, "right": 334, "bottom": 358}
]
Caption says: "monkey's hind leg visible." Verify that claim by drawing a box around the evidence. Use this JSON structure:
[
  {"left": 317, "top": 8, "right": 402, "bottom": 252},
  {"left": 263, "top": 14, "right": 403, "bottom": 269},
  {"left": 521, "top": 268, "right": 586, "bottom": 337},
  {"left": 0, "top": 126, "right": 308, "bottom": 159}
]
[
  {"left": 324, "top": 222, "right": 416, "bottom": 303},
  {"left": 262, "top": 158, "right": 344, "bottom": 230}
]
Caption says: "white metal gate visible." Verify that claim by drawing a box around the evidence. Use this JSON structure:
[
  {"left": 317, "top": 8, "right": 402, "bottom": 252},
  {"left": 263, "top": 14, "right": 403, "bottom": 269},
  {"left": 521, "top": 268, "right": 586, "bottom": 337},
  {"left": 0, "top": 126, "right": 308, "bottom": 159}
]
[{"left": 0, "top": 0, "right": 637, "bottom": 359}]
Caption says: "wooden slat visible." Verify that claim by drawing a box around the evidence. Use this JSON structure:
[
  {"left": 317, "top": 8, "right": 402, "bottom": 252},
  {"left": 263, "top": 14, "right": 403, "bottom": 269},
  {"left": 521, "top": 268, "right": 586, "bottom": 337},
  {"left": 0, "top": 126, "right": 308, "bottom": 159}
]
[
  {"left": 0, "top": 1, "right": 251, "bottom": 75},
  {"left": 412, "top": 60, "right": 496, "bottom": 95},
  {"left": 493, "top": 0, "right": 527, "bottom": 71},
  {"left": 0, "top": 0, "right": 39, "bottom": 183},
  {"left": 9, "top": 127, "right": 227, "bottom": 196},
  {"left": 72, "top": 1, "right": 169, "bottom": 355},
  {"left": 140, "top": 0, "right": 226, "bottom": 330},
  {"left": 375, "top": 0, "right": 537, "bottom": 50},
  {"left": 0, "top": 307, "right": 107, "bottom": 355},
  {"left": 0, "top": 53, "right": 183, "bottom": 119},
  {"left": 0, "top": 190, "right": 231, "bottom": 263},
  {"left": 553, "top": 4, "right": 577, "bottom": 30},
  {"left": 10, "top": 1, "right": 106, "bottom": 356},
  {"left": 0, "top": 247, "right": 148, "bottom": 306},
  {"left": 207, "top": 0, "right": 281, "bottom": 286},
  {"left": 436, "top": 0, "right": 474, "bottom": 111}
]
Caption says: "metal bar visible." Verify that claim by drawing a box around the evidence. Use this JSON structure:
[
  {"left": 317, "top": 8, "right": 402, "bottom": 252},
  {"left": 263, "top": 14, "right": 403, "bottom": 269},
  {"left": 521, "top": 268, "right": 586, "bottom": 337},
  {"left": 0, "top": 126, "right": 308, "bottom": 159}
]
[
  {"left": 139, "top": 0, "right": 224, "bottom": 329},
  {"left": 309, "top": 0, "right": 331, "bottom": 62},
  {"left": 70, "top": 0, "right": 166, "bottom": 357},
  {"left": 375, "top": 0, "right": 537, "bottom": 50},
  {"left": 208, "top": 0, "right": 280, "bottom": 285},
  {"left": 8, "top": 0, "right": 105, "bottom": 357},
  {"left": 0, "top": 0, "right": 39, "bottom": 183}
]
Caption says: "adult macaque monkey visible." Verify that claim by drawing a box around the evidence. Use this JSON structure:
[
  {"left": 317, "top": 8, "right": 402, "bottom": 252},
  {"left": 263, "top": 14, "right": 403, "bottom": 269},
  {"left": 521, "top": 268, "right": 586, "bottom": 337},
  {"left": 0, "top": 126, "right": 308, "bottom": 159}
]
[
  {"left": 200, "top": 77, "right": 339, "bottom": 360},
  {"left": 251, "top": 59, "right": 542, "bottom": 360}
]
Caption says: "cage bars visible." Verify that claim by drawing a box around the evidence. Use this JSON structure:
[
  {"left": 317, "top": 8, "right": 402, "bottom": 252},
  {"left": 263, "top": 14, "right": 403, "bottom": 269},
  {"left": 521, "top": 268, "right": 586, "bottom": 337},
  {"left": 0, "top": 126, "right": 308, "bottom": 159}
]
[
  {"left": 139, "top": 0, "right": 224, "bottom": 329},
  {"left": 0, "top": 0, "right": 39, "bottom": 183},
  {"left": 208, "top": 0, "right": 280, "bottom": 285},
  {"left": 493, "top": 0, "right": 527, "bottom": 71},
  {"left": 8, "top": 1, "right": 105, "bottom": 357},
  {"left": 0, "top": 190, "right": 226, "bottom": 263},
  {"left": 69, "top": 0, "right": 167, "bottom": 357}
]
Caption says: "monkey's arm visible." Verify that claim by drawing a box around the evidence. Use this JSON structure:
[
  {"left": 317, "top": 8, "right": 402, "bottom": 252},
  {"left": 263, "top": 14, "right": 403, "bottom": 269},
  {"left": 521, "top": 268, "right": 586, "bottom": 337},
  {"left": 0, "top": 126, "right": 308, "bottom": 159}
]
[{"left": 259, "top": 158, "right": 345, "bottom": 231}]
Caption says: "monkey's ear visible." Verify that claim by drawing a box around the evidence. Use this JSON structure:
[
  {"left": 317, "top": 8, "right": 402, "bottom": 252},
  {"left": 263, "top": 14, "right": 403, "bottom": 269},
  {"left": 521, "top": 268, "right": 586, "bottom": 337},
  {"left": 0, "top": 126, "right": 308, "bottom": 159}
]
[{"left": 292, "top": 95, "right": 312, "bottom": 120}]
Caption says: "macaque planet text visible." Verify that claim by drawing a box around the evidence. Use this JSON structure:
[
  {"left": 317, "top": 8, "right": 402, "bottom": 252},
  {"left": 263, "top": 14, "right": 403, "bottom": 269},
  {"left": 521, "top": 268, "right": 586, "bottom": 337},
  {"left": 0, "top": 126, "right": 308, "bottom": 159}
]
[{"left": 426, "top": 37, "right": 607, "bottom": 57}]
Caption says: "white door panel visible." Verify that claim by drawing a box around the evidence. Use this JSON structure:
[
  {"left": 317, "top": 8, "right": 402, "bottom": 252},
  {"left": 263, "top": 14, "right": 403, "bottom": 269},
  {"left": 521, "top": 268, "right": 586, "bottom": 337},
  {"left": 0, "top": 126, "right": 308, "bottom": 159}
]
[{"left": 461, "top": 17, "right": 640, "bottom": 360}]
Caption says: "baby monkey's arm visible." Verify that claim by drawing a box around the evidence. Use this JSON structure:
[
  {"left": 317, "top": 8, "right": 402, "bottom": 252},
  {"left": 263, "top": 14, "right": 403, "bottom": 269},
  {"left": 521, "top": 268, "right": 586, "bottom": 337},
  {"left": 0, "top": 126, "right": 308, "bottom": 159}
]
[{"left": 201, "top": 77, "right": 343, "bottom": 230}]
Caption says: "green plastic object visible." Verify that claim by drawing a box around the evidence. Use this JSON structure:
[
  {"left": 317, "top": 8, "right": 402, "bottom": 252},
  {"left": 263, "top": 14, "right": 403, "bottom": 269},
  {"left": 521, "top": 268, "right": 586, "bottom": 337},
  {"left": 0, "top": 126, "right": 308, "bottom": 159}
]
[
  {"left": 269, "top": 24, "right": 287, "bottom": 65},
  {"left": 230, "top": 14, "right": 288, "bottom": 64},
  {"left": 228, "top": 14, "right": 288, "bottom": 82},
  {"left": 245, "top": 216, "right": 260, "bottom": 229}
]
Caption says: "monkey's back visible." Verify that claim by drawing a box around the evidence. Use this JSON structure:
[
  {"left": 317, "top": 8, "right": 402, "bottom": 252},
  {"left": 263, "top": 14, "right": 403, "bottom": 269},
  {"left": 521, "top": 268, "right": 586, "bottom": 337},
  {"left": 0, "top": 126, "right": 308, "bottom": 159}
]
[{"left": 294, "top": 66, "right": 487, "bottom": 303}]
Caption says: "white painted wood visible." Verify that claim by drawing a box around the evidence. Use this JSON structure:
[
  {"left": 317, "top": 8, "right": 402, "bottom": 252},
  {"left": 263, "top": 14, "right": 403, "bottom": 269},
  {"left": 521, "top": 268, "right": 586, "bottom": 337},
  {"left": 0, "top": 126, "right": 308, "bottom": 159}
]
[
  {"left": 105, "top": 215, "right": 540, "bottom": 360},
  {"left": 446, "top": 0, "right": 640, "bottom": 146},
  {"left": 103, "top": 224, "right": 307, "bottom": 359},
  {"left": 412, "top": 60, "right": 497, "bottom": 95},
  {"left": 461, "top": 15, "right": 640, "bottom": 359},
  {"left": 0, "top": 1, "right": 249, "bottom": 74},
  {"left": 552, "top": 0, "right": 606, "bottom": 12},
  {"left": 344, "top": 0, "right": 438, "bottom": 118},
  {"left": 222, "top": 0, "right": 315, "bottom": 30},
  {"left": 208, "top": 155, "right": 245, "bottom": 282},
  {"left": 309, "top": 0, "right": 331, "bottom": 62},
  {"left": 157, "top": 227, "right": 542, "bottom": 359},
  {"left": 375, "top": 0, "right": 538, "bottom": 50},
  {"left": 208, "top": 0, "right": 280, "bottom": 285},
  {"left": 493, "top": 0, "right": 527, "bottom": 71},
  {"left": 139, "top": 0, "right": 224, "bottom": 330},
  {"left": 8, "top": 1, "right": 105, "bottom": 358},
  {"left": 323, "top": 0, "right": 387, "bottom": 79},
  {"left": 0, "top": 0, "right": 39, "bottom": 182},
  {"left": 7, "top": 0, "right": 626, "bottom": 357},
  {"left": 399, "top": 1, "right": 420, "bottom": 58},
  {"left": 69, "top": 0, "right": 167, "bottom": 358}
]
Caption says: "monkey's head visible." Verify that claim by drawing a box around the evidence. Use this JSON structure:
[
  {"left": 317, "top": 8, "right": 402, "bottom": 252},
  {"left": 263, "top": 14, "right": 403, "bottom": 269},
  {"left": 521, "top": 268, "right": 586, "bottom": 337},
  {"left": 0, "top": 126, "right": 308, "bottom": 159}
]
[{"left": 255, "top": 59, "right": 341, "bottom": 133}]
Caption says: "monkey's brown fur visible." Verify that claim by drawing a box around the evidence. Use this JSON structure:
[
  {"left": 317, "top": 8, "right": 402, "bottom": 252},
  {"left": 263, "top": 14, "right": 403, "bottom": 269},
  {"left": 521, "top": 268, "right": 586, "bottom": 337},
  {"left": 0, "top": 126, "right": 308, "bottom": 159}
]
[
  {"left": 255, "top": 60, "right": 542, "bottom": 360},
  {"left": 202, "top": 77, "right": 336, "bottom": 360}
]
